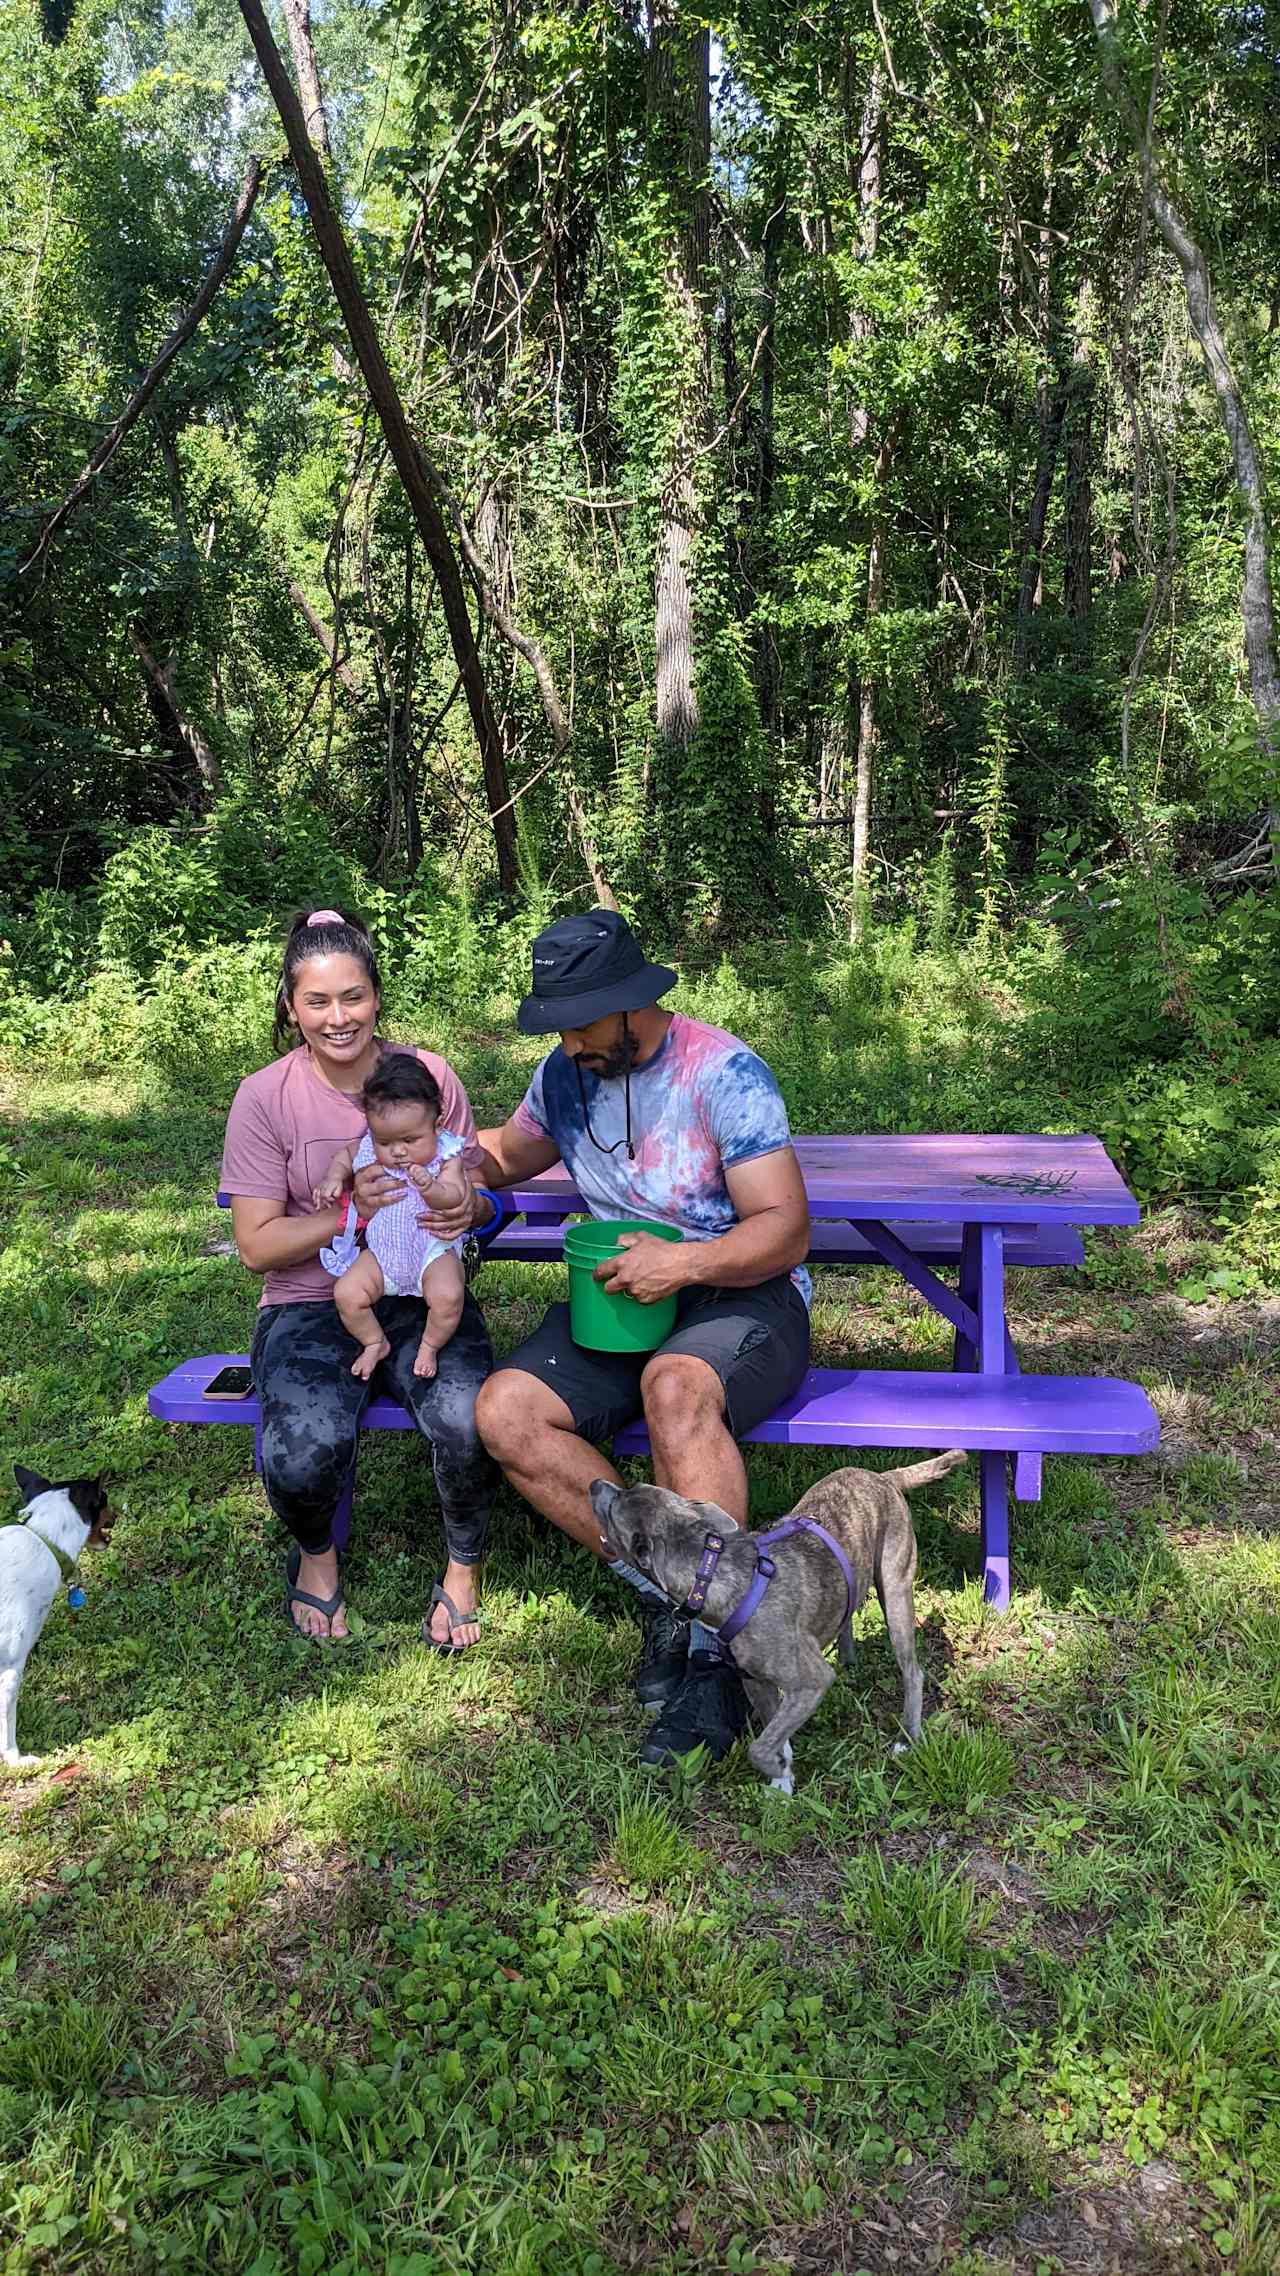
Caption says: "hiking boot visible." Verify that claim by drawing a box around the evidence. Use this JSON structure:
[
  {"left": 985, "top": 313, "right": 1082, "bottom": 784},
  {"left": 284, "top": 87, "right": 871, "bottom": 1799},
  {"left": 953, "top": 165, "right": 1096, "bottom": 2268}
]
[
  {"left": 634, "top": 1605, "right": 691, "bottom": 1711},
  {"left": 639, "top": 1652, "right": 748, "bottom": 1768}
]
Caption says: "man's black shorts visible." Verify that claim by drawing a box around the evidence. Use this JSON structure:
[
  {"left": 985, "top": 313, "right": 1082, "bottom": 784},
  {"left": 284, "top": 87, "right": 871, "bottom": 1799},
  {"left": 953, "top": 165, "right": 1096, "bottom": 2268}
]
[{"left": 492, "top": 1273, "right": 812, "bottom": 1448}]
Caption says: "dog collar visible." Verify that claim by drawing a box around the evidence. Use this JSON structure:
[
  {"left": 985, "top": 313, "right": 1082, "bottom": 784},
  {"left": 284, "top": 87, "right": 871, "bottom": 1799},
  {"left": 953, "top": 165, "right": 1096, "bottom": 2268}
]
[
  {"left": 681, "top": 1531, "right": 727, "bottom": 1617},
  {"left": 21, "top": 1520, "right": 79, "bottom": 1587}
]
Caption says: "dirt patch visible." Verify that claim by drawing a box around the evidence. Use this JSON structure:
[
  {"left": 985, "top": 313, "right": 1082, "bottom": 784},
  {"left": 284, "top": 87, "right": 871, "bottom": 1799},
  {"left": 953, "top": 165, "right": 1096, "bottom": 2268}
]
[
  {"left": 991, "top": 2157, "right": 1212, "bottom": 2274},
  {"left": 763, "top": 2159, "right": 967, "bottom": 2273},
  {"left": 754, "top": 2152, "right": 1214, "bottom": 2276}
]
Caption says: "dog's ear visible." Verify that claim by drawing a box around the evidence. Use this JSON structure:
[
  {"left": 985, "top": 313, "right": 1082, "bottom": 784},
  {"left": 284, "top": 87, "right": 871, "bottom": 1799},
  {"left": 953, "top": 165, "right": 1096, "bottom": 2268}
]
[
  {"left": 13, "top": 1463, "right": 50, "bottom": 1506},
  {"left": 687, "top": 1497, "right": 737, "bottom": 1532}
]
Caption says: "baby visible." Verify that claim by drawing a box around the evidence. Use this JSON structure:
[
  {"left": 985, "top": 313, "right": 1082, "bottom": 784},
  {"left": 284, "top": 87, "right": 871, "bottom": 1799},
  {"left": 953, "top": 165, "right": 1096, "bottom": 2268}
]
[{"left": 315, "top": 1057, "right": 469, "bottom": 1381}]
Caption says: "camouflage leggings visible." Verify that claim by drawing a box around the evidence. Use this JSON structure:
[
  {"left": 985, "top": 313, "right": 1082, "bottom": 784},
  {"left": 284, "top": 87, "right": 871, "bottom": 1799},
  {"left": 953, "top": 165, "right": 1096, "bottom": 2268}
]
[{"left": 250, "top": 1294, "right": 497, "bottom": 1560}]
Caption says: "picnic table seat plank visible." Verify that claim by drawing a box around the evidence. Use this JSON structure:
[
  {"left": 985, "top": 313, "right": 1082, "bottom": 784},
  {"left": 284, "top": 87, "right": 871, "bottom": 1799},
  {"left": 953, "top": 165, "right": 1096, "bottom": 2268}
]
[
  {"left": 611, "top": 1367, "right": 1159, "bottom": 1457},
  {"left": 150, "top": 1356, "right": 1158, "bottom": 1459}
]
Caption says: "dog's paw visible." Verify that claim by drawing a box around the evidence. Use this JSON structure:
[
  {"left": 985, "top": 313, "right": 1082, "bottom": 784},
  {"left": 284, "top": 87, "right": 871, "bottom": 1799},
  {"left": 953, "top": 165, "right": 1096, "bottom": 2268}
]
[
  {"left": 1, "top": 1753, "right": 40, "bottom": 1771},
  {"left": 891, "top": 1737, "right": 912, "bottom": 1757},
  {"left": 768, "top": 1770, "right": 795, "bottom": 1798}
]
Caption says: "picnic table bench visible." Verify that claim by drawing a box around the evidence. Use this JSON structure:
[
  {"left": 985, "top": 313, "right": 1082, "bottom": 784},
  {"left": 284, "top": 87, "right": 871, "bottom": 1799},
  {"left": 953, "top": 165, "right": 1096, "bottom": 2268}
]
[{"left": 148, "top": 1133, "right": 1158, "bottom": 1607}]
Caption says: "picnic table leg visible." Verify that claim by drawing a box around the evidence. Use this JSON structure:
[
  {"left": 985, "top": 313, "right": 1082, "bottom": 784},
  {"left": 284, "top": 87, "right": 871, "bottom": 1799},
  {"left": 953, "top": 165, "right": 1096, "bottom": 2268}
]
[
  {"left": 953, "top": 1225, "right": 979, "bottom": 1369},
  {"left": 976, "top": 1226, "right": 1013, "bottom": 1609},
  {"left": 979, "top": 1452, "right": 1011, "bottom": 1610}
]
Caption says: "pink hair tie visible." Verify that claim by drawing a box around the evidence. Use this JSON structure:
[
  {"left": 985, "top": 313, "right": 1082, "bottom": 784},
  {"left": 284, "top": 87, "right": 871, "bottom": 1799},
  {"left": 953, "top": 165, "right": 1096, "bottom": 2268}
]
[{"left": 306, "top": 908, "right": 344, "bottom": 926}]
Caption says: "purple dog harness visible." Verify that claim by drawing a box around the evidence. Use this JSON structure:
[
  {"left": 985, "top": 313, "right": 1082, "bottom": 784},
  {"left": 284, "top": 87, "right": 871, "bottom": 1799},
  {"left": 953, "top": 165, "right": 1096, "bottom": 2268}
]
[{"left": 682, "top": 1518, "right": 857, "bottom": 1648}]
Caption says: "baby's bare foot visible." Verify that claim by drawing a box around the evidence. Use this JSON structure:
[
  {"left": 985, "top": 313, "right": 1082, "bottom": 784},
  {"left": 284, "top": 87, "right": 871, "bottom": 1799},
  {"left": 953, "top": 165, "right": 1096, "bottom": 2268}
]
[
  {"left": 351, "top": 1336, "right": 390, "bottom": 1380},
  {"left": 413, "top": 1342, "right": 439, "bottom": 1379}
]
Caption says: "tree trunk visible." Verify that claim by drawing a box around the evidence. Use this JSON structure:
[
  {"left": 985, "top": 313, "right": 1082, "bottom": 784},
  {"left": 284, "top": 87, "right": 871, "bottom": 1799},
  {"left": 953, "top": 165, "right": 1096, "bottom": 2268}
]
[
  {"left": 850, "top": 425, "right": 897, "bottom": 942},
  {"left": 1087, "top": 0, "right": 1280, "bottom": 761},
  {"left": 237, "top": 0, "right": 519, "bottom": 890},
  {"left": 1013, "top": 378, "right": 1067, "bottom": 670},
  {"left": 1063, "top": 286, "right": 1096, "bottom": 628},
  {"left": 847, "top": 67, "right": 891, "bottom": 943},
  {"left": 849, "top": 69, "right": 883, "bottom": 449},
  {"left": 281, "top": 0, "right": 331, "bottom": 159},
  {"left": 647, "top": 0, "right": 711, "bottom": 750},
  {"left": 19, "top": 158, "right": 262, "bottom": 578},
  {"left": 754, "top": 166, "right": 786, "bottom": 734},
  {"left": 131, "top": 627, "right": 223, "bottom": 798}
]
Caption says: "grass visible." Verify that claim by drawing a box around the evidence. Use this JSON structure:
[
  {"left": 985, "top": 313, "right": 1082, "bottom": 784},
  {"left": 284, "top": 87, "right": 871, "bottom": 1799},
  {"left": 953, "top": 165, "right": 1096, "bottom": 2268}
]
[{"left": 3, "top": 1009, "right": 1280, "bottom": 2275}]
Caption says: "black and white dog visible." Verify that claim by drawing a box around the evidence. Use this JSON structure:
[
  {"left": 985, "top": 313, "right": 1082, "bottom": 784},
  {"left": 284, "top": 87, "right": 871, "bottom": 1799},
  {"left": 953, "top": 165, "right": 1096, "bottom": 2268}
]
[{"left": 2, "top": 1464, "right": 112, "bottom": 1767}]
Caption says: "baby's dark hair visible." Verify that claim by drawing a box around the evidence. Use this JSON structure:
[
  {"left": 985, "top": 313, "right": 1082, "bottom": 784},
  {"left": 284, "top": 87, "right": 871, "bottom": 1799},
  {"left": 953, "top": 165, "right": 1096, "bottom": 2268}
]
[
  {"left": 273, "top": 908, "right": 381, "bottom": 1052},
  {"left": 362, "top": 1056, "right": 442, "bottom": 1122}
]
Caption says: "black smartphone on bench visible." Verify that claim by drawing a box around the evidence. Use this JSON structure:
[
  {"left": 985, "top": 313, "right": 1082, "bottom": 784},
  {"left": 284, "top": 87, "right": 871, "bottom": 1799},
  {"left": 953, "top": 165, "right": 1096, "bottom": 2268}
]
[{"left": 203, "top": 1365, "right": 254, "bottom": 1401}]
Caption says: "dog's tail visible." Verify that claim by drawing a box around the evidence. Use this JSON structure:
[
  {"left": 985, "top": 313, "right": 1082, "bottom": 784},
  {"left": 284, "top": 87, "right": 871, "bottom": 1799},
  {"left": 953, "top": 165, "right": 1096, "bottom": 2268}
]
[{"left": 883, "top": 1449, "right": 968, "bottom": 1492}]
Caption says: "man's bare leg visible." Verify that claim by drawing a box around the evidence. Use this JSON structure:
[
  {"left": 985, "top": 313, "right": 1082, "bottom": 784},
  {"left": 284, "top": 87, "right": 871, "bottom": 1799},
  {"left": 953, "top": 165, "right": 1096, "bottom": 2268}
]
[
  {"left": 641, "top": 1353, "right": 747, "bottom": 1526},
  {"left": 475, "top": 1371, "right": 624, "bottom": 1555}
]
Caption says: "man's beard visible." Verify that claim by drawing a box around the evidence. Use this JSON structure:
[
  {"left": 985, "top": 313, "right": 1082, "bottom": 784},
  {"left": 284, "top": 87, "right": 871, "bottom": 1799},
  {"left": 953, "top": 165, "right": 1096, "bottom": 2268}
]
[{"left": 578, "top": 1027, "right": 640, "bottom": 1082}]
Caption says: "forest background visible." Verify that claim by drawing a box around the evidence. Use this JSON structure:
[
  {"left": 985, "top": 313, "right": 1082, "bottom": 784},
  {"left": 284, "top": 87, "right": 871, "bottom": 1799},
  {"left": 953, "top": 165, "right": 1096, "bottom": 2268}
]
[{"left": 2, "top": 0, "right": 1279, "bottom": 1226}]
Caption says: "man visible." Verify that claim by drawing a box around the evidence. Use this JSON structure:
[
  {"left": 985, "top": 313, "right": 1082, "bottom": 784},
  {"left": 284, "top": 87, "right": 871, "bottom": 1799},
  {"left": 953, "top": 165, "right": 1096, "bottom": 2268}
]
[{"left": 475, "top": 910, "right": 812, "bottom": 1766}]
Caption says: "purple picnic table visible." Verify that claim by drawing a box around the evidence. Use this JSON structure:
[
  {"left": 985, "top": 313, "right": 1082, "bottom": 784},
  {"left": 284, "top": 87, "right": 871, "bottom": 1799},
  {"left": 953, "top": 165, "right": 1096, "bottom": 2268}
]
[
  {"left": 175, "top": 1134, "right": 1151, "bottom": 1608},
  {"left": 513, "top": 1132, "right": 1143, "bottom": 1609}
]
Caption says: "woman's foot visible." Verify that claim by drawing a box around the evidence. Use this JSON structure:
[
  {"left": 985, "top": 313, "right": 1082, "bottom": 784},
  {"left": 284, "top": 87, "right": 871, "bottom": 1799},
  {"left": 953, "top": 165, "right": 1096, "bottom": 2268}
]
[
  {"left": 350, "top": 1335, "right": 390, "bottom": 1381},
  {"left": 425, "top": 1560, "right": 480, "bottom": 1650},
  {"left": 288, "top": 1548, "right": 349, "bottom": 1640}
]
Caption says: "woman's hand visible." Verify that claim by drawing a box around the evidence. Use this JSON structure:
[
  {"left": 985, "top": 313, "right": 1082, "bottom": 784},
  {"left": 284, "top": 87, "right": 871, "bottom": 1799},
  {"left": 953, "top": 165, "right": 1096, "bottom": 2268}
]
[
  {"left": 593, "top": 1232, "right": 688, "bottom": 1305},
  {"left": 352, "top": 1160, "right": 403, "bottom": 1218}
]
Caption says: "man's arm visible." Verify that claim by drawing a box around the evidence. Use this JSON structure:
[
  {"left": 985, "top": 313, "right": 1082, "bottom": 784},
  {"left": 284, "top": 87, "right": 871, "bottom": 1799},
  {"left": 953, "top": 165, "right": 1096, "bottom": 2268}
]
[
  {"left": 476, "top": 1117, "right": 562, "bottom": 1187},
  {"left": 596, "top": 1148, "right": 810, "bottom": 1303}
]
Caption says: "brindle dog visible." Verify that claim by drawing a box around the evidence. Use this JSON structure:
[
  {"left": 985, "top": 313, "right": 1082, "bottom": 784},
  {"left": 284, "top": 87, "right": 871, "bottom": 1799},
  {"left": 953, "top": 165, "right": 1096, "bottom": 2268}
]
[{"left": 592, "top": 1453, "right": 966, "bottom": 1793}]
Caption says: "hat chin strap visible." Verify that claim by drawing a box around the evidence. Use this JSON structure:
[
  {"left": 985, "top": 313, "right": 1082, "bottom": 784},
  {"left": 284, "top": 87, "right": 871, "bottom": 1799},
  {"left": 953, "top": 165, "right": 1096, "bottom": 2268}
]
[{"left": 574, "top": 1011, "right": 636, "bottom": 1162}]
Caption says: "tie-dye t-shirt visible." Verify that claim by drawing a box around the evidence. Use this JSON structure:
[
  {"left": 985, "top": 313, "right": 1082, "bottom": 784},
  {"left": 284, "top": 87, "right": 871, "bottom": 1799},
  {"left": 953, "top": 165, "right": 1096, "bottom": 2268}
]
[{"left": 512, "top": 1013, "right": 811, "bottom": 1304}]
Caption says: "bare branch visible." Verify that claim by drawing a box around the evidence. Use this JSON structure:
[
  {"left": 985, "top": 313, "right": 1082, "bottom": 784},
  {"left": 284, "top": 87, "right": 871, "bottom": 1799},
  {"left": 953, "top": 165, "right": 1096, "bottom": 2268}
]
[{"left": 20, "top": 158, "right": 263, "bottom": 578}]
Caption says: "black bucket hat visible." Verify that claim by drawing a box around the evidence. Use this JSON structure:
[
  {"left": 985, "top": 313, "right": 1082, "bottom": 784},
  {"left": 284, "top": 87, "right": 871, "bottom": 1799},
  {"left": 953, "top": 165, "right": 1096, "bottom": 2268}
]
[{"left": 516, "top": 910, "right": 677, "bottom": 1036}]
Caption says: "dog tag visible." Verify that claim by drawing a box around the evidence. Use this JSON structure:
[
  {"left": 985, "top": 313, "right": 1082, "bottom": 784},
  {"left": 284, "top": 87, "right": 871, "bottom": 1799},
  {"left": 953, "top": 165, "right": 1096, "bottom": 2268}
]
[{"left": 66, "top": 1586, "right": 87, "bottom": 1612}]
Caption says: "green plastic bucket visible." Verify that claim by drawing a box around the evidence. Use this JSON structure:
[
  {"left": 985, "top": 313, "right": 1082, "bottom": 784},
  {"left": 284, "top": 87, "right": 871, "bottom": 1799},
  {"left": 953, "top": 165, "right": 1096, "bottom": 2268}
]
[{"left": 564, "top": 1218, "right": 684, "bottom": 1352}]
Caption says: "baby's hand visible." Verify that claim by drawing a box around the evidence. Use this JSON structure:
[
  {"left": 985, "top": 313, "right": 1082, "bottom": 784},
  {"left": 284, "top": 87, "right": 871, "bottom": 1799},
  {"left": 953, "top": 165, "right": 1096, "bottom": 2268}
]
[
  {"left": 406, "top": 1162, "right": 434, "bottom": 1193},
  {"left": 313, "top": 1176, "right": 347, "bottom": 1208}
]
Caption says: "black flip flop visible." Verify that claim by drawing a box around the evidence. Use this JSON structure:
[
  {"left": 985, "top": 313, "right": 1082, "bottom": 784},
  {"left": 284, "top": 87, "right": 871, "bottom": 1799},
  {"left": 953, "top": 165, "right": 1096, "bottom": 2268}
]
[
  {"left": 422, "top": 1579, "right": 483, "bottom": 1655},
  {"left": 284, "top": 1547, "right": 348, "bottom": 1644}
]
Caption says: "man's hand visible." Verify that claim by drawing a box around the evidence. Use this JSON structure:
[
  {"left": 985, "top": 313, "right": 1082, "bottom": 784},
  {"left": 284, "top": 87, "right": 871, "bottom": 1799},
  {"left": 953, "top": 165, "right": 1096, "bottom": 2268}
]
[
  {"left": 593, "top": 1232, "right": 688, "bottom": 1305},
  {"left": 414, "top": 1170, "right": 483, "bottom": 1244},
  {"left": 351, "top": 1160, "right": 403, "bottom": 1218}
]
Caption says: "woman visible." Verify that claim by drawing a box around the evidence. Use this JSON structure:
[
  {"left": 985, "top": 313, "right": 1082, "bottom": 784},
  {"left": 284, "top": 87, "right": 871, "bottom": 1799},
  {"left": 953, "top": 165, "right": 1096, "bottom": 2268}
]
[{"left": 221, "top": 908, "right": 499, "bottom": 1644}]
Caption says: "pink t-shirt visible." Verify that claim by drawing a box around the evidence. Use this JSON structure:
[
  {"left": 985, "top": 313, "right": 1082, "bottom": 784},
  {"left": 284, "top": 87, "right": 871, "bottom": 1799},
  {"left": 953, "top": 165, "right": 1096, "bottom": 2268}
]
[{"left": 220, "top": 1044, "right": 485, "bottom": 1307}]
